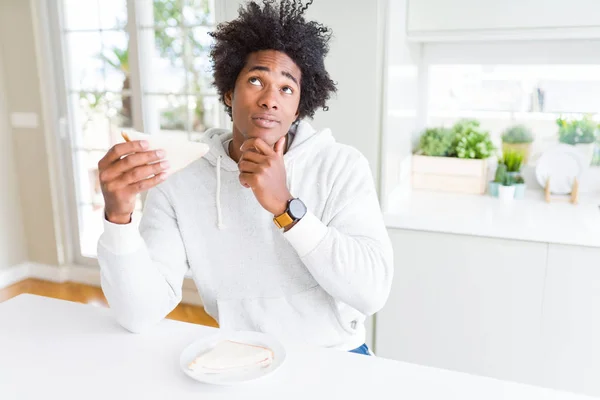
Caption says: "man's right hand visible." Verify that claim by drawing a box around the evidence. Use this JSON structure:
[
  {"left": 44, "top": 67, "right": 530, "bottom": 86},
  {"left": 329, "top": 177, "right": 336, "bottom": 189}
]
[{"left": 98, "top": 140, "right": 170, "bottom": 225}]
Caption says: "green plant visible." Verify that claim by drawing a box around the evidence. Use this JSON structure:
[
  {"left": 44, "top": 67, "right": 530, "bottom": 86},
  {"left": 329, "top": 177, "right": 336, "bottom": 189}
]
[
  {"left": 99, "top": 47, "right": 132, "bottom": 126},
  {"left": 417, "top": 127, "right": 455, "bottom": 157},
  {"left": 502, "top": 150, "right": 524, "bottom": 173},
  {"left": 501, "top": 125, "right": 534, "bottom": 144},
  {"left": 452, "top": 118, "right": 481, "bottom": 133},
  {"left": 556, "top": 115, "right": 599, "bottom": 145},
  {"left": 99, "top": 47, "right": 129, "bottom": 74},
  {"left": 503, "top": 175, "right": 514, "bottom": 186},
  {"left": 494, "top": 163, "right": 507, "bottom": 184},
  {"left": 593, "top": 146, "right": 600, "bottom": 166},
  {"left": 451, "top": 120, "right": 496, "bottom": 159},
  {"left": 97, "top": 1, "right": 213, "bottom": 132},
  {"left": 514, "top": 175, "right": 525, "bottom": 184},
  {"left": 153, "top": 0, "right": 211, "bottom": 131},
  {"left": 160, "top": 105, "right": 187, "bottom": 130}
]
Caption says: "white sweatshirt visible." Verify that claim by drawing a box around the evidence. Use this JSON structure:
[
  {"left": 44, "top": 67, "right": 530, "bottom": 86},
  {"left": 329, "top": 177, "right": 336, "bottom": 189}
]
[{"left": 97, "top": 120, "right": 393, "bottom": 350}]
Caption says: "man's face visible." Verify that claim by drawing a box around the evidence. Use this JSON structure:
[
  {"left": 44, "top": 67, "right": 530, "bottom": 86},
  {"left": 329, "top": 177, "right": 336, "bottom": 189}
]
[{"left": 225, "top": 50, "right": 301, "bottom": 146}]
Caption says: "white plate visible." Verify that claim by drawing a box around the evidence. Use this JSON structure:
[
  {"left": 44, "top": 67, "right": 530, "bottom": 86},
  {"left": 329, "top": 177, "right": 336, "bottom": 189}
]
[
  {"left": 535, "top": 144, "right": 586, "bottom": 195},
  {"left": 122, "top": 130, "right": 210, "bottom": 175},
  {"left": 179, "top": 331, "right": 286, "bottom": 385}
]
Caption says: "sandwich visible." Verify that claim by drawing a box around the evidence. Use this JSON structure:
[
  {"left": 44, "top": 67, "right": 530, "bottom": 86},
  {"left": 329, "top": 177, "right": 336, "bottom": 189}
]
[
  {"left": 188, "top": 340, "right": 274, "bottom": 374},
  {"left": 120, "top": 130, "right": 210, "bottom": 175}
]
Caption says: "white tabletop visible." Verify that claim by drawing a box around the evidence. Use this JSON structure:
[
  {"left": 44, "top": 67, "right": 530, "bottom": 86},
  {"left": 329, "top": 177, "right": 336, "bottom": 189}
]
[{"left": 0, "top": 294, "right": 594, "bottom": 400}]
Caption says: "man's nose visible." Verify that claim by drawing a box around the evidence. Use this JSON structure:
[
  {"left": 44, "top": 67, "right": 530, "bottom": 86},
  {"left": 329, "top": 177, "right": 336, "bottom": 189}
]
[{"left": 258, "top": 88, "right": 279, "bottom": 110}]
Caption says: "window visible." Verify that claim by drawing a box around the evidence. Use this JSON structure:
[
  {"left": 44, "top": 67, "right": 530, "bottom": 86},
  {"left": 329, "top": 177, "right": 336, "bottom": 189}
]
[
  {"left": 412, "top": 41, "right": 600, "bottom": 169},
  {"left": 427, "top": 64, "right": 600, "bottom": 166},
  {"left": 381, "top": 40, "right": 600, "bottom": 207},
  {"left": 56, "top": 0, "right": 222, "bottom": 262}
]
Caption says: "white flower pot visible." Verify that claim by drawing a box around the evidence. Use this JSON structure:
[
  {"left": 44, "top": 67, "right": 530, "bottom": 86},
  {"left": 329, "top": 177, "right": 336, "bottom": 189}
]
[
  {"left": 575, "top": 143, "right": 596, "bottom": 166},
  {"left": 498, "top": 185, "right": 516, "bottom": 202}
]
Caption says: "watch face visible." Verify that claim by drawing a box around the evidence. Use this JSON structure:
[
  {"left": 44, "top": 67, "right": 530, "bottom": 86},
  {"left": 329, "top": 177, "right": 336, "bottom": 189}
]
[{"left": 288, "top": 198, "right": 307, "bottom": 220}]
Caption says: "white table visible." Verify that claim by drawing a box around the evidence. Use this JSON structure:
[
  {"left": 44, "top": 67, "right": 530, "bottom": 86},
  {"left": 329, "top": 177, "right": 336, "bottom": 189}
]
[{"left": 0, "top": 294, "right": 595, "bottom": 400}]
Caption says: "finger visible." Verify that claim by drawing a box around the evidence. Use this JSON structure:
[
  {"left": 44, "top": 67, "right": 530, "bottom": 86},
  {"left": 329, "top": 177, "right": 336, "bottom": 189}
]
[
  {"left": 100, "top": 149, "right": 166, "bottom": 182},
  {"left": 275, "top": 136, "right": 286, "bottom": 157},
  {"left": 239, "top": 150, "right": 268, "bottom": 164},
  {"left": 127, "top": 172, "right": 169, "bottom": 194},
  {"left": 98, "top": 140, "right": 150, "bottom": 169},
  {"left": 239, "top": 172, "right": 257, "bottom": 189},
  {"left": 240, "top": 138, "right": 275, "bottom": 156},
  {"left": 119, "top": 160, "right": 171, "bottom": 186},
  {"left": 238, "top": 160, "right": 261, "bottom": 174}
]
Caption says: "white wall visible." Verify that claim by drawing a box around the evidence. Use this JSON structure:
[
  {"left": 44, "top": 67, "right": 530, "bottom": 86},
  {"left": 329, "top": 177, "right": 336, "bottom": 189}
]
[
  {"left": 0, "top": 42, "right": 27, "bottom": 269},
  {"left": 0, "top": 0, "right": 59, "bottom": 267},
  {"left": 221, "top": 0, "right": 387, "bottom": 187},
  {"left": 305, "top": 0, "right": 386, "bottom": 187},
  {"left": 409, "top": 0, "right": 600, "bottom": 32},
  {"left": 380, "top": 0, "right": 420, "bottom": 209}
]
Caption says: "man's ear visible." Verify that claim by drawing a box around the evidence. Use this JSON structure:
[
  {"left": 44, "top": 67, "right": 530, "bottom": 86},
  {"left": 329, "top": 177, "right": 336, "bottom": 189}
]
[{"left": 224, "top": 91, "right": 233, "bottom": 107}]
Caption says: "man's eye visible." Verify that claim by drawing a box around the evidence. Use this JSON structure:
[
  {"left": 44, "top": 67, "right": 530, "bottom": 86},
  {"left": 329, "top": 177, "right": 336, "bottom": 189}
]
[
  {"left": 249, "top": 77, "right": 262, "bottom": 86},
  {"left": 282, "top": 86, "right": 293, "bottom": 94}
]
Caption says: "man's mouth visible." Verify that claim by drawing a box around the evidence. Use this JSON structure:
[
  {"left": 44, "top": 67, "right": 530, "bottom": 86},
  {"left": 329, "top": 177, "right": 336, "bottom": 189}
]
[{"left": 252, "top": 114, "right": 280, "bottom": 128}]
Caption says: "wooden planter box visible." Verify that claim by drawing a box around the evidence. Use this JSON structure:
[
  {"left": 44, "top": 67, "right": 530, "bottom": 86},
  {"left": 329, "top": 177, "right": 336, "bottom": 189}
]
[{"left": 412, "top": 155, "right": 489, "bottom": 195}]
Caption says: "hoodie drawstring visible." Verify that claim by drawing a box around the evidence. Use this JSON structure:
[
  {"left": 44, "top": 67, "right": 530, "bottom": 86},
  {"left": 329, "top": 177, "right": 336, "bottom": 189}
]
[{"left": 216, "top": 155, "right": 225, "bottom": 230}]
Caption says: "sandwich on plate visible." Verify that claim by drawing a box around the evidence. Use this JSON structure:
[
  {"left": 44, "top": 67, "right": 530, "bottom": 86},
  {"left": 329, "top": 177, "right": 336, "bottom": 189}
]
[{"left": 188, "top": 340, "right": 274, "bottom": 375}]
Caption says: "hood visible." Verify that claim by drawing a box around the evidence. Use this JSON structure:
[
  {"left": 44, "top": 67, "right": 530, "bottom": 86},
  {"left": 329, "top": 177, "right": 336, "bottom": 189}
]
[
  {"left": 201, "top": 120, "right": 335, "bottom": 172},
  {"left": 197, "top": 120, "right": 335, "bottom": 230}
]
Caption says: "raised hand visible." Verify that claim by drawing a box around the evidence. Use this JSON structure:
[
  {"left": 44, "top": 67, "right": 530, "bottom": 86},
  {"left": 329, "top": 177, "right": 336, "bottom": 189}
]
[
  {"left": 238, "top": 136, "right": 292, "bottom": 216},
  {"left": 98, "top": 140, "right": 170, "bottom": 224}
]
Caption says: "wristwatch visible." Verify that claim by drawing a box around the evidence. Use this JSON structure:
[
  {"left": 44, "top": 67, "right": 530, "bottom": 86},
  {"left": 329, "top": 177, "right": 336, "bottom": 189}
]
[{"left": 273, "top": 198, "right": 307, "bottom": 229}]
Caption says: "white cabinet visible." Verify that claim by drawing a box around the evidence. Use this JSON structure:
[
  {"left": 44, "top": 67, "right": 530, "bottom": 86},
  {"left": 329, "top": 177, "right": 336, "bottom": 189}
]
[
  {"left": 376, "top": 229, "right": 600, "bottom": 397},
  {"left": 406, "top": 0, "right": 600, "bottom": 41},
  {"left": 377, "top": 229, "right": 547, "bottom": 386},
  {"left": 541, "top": 244, "right": 600, "bottom": 397}
]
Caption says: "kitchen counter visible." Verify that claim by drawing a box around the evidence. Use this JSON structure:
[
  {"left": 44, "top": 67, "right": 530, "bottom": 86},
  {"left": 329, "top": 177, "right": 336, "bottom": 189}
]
[{"left": 384, "top": 187, "right": 600, "bottom": 248}]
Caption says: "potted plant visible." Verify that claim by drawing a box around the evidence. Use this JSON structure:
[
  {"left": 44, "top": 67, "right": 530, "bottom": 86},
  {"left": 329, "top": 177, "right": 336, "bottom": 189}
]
[
  {"left": 501, "top": 125, "right": 534, "bottom": 163},
  {"left": 451, "top": 119, "right": 496, "bottom": 160},
  {"left": 416, "top": 127, "right": 454, "bottom": 157},
  {"left": 557, "top": 115, "right": 600, "bottom": 165},
  {"left": 513, "top": 175, "right": 526, "bottom": 200},
  {"left": 498, "top": 174, "right": 516, "bottom": 202},
  {"left": 489, "top": 162, "right": 506, "bottom": 198},
  {"left": 502, "top": 149, "right": 524, "bottom": 179},
  {"left": 412, "top": 119, "right": 496, "bottom": 195}
]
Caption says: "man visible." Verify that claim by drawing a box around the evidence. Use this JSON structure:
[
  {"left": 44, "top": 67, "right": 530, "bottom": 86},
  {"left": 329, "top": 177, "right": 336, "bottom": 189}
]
[{"left": 97, "top": 0, "right": 393, "bottom": 356}]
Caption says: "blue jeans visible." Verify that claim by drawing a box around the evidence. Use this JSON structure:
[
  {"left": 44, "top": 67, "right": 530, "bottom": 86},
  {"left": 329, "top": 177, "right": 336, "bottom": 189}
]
[{"left": 349, "top": 344, "right": 371, "bottom": 356}]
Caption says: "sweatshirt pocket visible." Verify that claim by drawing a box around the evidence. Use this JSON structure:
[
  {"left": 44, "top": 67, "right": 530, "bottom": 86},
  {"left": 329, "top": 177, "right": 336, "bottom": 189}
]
[{"left": 215, "top": 286, "right": 352, "bottom": 348}]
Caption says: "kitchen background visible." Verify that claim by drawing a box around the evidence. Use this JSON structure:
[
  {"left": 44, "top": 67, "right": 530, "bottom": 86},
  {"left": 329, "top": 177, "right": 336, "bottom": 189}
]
[{"left": 1, "top": 0, "right": 599, "bottom": 398}]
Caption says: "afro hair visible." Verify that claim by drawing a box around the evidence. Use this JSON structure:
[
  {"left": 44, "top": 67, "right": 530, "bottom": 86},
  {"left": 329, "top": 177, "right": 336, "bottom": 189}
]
[{"left": 209, "top": 0, "right": 337, "bottom": 120}]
